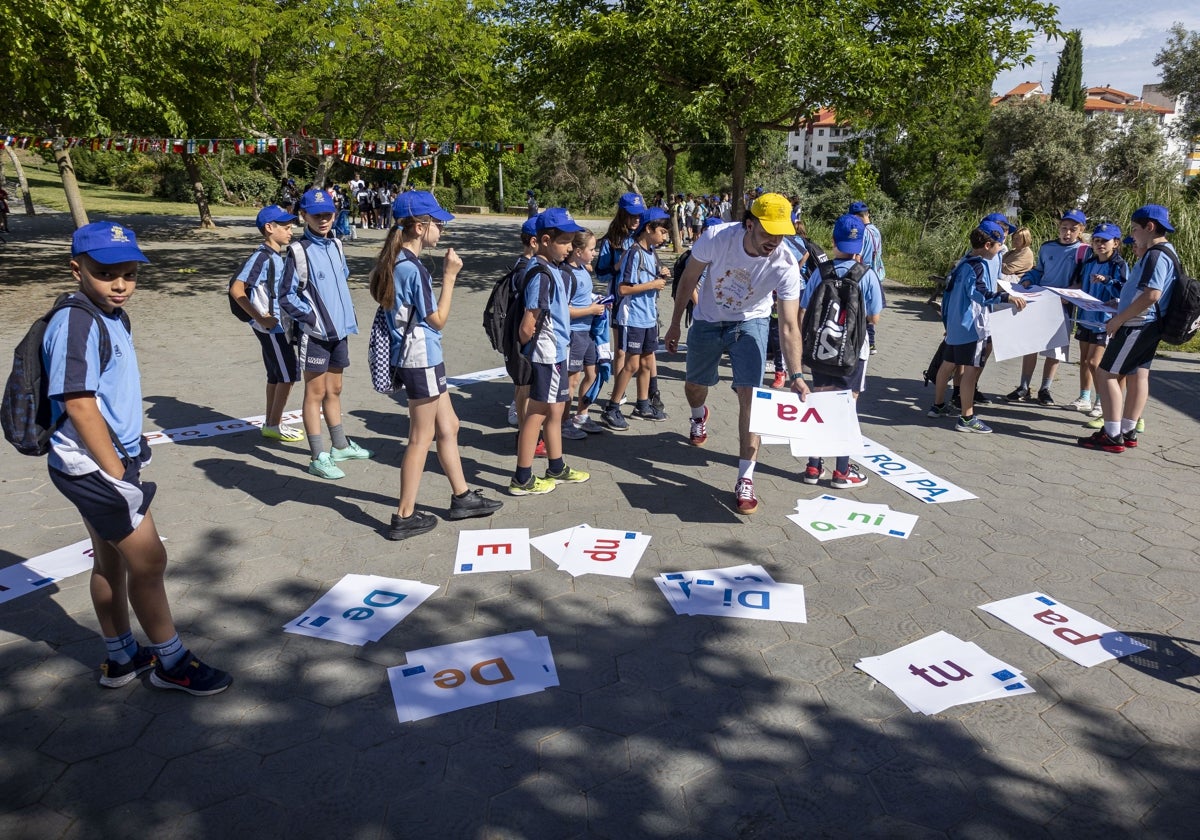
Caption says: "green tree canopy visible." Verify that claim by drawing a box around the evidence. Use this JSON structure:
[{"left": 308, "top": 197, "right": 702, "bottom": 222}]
[{"left": 1156, "top": 23, "right": 1200, "bottom": 140}]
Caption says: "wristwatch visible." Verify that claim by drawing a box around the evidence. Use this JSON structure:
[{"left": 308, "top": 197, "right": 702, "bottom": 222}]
[{"left": 789, "top": 372, "right": 805, "bottom": 383}]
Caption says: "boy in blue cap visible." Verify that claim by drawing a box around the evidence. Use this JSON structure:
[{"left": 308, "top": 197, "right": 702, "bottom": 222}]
[
  {"left": 43, "top": 222, "right": 232, "bottom": 695},
  {"left": 1006, "top": 208, "right": 1088, "bottom": 406},
  {"left": 229, "top": 205, "right": 304, "bottom": 443},
  {"left": 280, "top": 188, "right": 372, "bottom": 479},
  {"left": 1080, "top": 205, "right": 1180, "bottom": 453},
  {"left": 1070, "top": 222, "right": 1128, "bottom": 413},
  {"left": 849, "top": 202, "right": 885, "bottom": 354},
  {"left": 509, "top": 208, "right": 592, "bottom": 495}
]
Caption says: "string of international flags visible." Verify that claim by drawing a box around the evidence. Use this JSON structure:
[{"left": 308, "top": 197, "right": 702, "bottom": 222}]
[{"left": 0, "top": 134, "right": 524, "bottom": 171}]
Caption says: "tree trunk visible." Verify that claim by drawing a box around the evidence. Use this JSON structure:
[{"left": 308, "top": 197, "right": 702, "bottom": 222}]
[
  {"left": 730, "top": 123, "right": 748, "bottom": 217},
  {"left": 182, "top": 153, "right": 216, "bottom": 229},
  {"left": 53, "top": 146, "right": 89, "bottom": 229},
  {"left": 663, "top": 145, "right": 680, "bottom": 251},
  {"left": 430, "top": 153, "right": 439, "bottom": 188},
  {"left": 4, "top": 147, "right": 36, "bottom": 215},
  {"left": 312, "top": 156, "right": 330, "bottom": 188}
]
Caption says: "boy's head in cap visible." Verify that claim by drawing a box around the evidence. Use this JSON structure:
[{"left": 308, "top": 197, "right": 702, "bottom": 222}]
[
  {"left": 1058, "top": 209, "right": 1085, "bottom": 245},
  {"left": 70, "top": 221, "right": 149, "bottom": 313}
]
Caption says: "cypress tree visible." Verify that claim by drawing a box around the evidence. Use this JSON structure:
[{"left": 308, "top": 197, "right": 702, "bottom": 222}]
[{"left": 1050, "top": 30, "right": 1086, "bottom": 112}]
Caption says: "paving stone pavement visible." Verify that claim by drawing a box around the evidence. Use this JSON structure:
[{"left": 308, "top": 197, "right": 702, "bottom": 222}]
[{"left": 1, "top": 213, "right": 1199, "bottom": 838}]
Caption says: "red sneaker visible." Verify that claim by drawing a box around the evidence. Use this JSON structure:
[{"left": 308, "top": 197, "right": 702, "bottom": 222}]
[
  {"left": 1077, "top": 430, "right": 1124, "bottom": 453},
  {"left": 689, "top": 406, "right": 710, "bottom": 447},
  {"left": 734, "top": 477, "right": 758, "bottom": 514},
  {"left": 534, "top": 438, "right": 547, "bottom": 458},
  {"left": 771, "top": 370, "right": 786, "bottom": 389}
]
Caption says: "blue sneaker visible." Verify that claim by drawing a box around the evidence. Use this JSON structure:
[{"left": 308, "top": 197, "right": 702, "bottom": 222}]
[
  {"left": 955, "top": 415, "right": 993, "bottom": 434},
  {"left": 150, "top": 652, "right": 233, "bottom": 696},
  {"left": 331, "top": 440, "right": 373, "bottom": 461},
  {"left": 601, "top": 407, "right": 629, "bottom": 431},
  {"left": 99, "top": 644, "right": 157, "bottom": 688}
]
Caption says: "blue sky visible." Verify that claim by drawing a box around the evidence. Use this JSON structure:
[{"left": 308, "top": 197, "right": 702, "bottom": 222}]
[{"left": 993, "top": 3, "right": 1200, "bottom": 97}]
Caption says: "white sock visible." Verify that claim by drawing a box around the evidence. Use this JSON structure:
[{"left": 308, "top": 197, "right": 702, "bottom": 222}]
[
  {"left": 738, "top": 459, "right": 755, "bottom": 481},
  {"left": 1120, "top": 418, "right": 1136, "bottom": 434},
  {"left": 1104, "top": 421, "right": 1121, "bottom": 437},
  {"left": 691, "top": 405, "right": 706, "bottom": 421}
]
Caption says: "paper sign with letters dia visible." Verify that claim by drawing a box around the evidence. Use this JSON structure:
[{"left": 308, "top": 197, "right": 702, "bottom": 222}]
[{"left": 979, "top": 592, "right": 1149, "bottom": 667}]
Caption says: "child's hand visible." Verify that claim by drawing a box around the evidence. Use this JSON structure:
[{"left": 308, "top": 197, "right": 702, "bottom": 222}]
[
  {"left": 258, "top": 315, "right": 279, "bottom": 330},
  {"left": 444, "top": 247, "right": 463, "bottom": 277},
  {"left": 1010, "top": 295, "right": 1028, "bottom": 311}
]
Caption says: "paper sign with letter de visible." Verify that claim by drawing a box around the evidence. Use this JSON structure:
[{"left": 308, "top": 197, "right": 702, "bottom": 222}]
[
  {"left": 454, "top": 528, "right": 531, "bottom": 574},
  {"left": 389, "top": 630, "right": 558, "bottom": 722},
  {"left": 978, "top": 592, "right": 1149, "bottom": 667},
  {"left": 284, "top": 575, "right": 438, "bottom": 645},
  {"left": 749, "top": 389, "right": 865, "bottom": 455}
]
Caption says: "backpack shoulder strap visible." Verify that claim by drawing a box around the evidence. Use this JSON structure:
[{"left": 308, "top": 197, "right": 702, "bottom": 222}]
[{"left": 843, "top": 263, "right": 867, "bottom": 284}]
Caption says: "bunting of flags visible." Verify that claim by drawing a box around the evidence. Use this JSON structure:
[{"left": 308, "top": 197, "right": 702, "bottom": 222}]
[{"left": 0, "top": 134, "right": 524, "bottom": 163}]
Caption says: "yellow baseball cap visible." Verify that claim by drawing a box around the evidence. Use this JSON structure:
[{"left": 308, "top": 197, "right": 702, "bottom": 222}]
[{"left": 750, "top": 193, "right": 796, "bottom": 236}]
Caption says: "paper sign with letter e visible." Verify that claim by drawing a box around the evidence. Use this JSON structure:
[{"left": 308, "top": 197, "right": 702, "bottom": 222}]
[
  {"left": 856, "top": 631, "right": 1034, "bottom": 715},
  {"left": 388, "top": 630, "right": 558, "bottom": 722},
  {"left": 557, "top": 528, "right": 650, "bottom": 578},
  {"left": 748, "top": 389, "right": 864, "bottom": 455},
  {"left": 978, "top": 592, "right": 1149, "bottom": 667},
  {"left": 988, "top": 292, "right": 1069, "bottom": 361},
  {"left": 454, "top": 528, "right": 531, "bottom": 574},
  {"left": 284, "top": 575, "right": 438, "bottom": 645},
  {"left": 686, "top": 579, "right": 807, "bottom": 623}
]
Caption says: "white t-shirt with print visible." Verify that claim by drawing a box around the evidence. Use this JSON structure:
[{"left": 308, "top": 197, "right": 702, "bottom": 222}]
[{"left": 690, "top": 223, "right": 802, "bottom": 322}]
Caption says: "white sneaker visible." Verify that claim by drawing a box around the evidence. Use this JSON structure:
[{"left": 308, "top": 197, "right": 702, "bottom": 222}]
[
  {"left": 1087, "top": 404, "right": 1103, "bottom": 419},
  {"left": 1068, "top": 396, "right": 1093, "bottom": 412},
  {"left": 507, "top": 401, "right": 518, "bottom": 427}
]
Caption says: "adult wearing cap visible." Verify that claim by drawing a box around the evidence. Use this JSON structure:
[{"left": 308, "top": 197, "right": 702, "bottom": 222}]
[
  {"left": 280, "top": 188, "right": 372, "bottom": 480},
  {"left": 1005, "top": 208, "right": 1088, "bottom": 407},
  {"left": 849, "top": 201, "right": 886, "bottom": 354},
  {"left": 664, "top": 193, "right": 809, "bottom": 515},
  {"left": 1080, "top": 205, "right": 1180, "bottom": 453}
]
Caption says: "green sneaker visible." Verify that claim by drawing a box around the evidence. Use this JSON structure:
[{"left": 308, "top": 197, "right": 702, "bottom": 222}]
[
  {"left": 331, "top": 439, "right": 373, "bottom": 461},
  {"left": 509, "top": 474, "right": 556, "bottom": 496},
  {"left": 544, "top": 464, "right": 590, "bottom": 484},
  {"left": 1084, "top": 415, "right": 1104, "bottom": 429},
  {"left": 1135, "top": 417, "right": 1145, "bottom": 433},
  {"left": 308, "top": 453, "right": 346, "bottom": 480}
]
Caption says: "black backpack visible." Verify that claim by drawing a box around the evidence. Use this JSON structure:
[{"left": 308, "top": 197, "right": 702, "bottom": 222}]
[
  {"left": 2, "top": 294, "right": 115, "bottom": 456},
  {"left": 801, "top": 242, "right": 868, "bottom": 377},
  {"left": 1147, "top": 244, "right": 1200, "bottom": 346},
  {"left": 484, "top": 261, "right": 553, "bottom": 387}
]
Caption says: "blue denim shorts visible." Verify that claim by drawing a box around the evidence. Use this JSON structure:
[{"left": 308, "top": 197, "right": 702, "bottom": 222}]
[{"left": 685, "top": 317, "right": 769, "bottom": 389}]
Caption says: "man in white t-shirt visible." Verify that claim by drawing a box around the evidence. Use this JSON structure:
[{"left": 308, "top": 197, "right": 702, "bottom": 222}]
[{"left": 664, "top": 193, "right": 809, "bottom": 515}]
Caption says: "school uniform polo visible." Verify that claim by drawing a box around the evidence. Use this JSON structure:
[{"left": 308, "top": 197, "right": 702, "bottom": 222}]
[
  {"left": 390, "top": 250, "right": 442, "bottom": 369},
  {"left": 279, "top": 230, "right": 357, "bottom": 341},
  {"left": 613, "top": 245, "right": 661, "bottom": 329},
  {"left": 522, "top": 258, "right": 570, "bottom": 364},
  {"left": 1022, "top": 240, "right": 1084, "bottom": 289},
  {"left": 1076, "top": 253, "right": 1127, "bottom": 333}
]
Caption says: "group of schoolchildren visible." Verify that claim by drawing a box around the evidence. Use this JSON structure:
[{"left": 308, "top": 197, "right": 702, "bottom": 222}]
[{"left": 927, "top": 204, "right": 1181, "bottom": 450}]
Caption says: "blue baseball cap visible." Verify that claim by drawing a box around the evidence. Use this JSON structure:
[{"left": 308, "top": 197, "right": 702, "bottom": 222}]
[
  {"left": 977, "top": 220, "right": 1007, "bottom": 244},
  {"left": 256, "top": 205, "right": 296, "bottom": 228},
  {"left": 71, "top": 222, "right": 149, "bottom": 264},
  {"left": 848, "top": 201, "right": 870, "bottom": 215},
  {"left": 1091, "top": 222, "right": 1121, "bottom": 241},
  {"left": 1122, "top": 235, "right": 1135, "bottom": 246},
  {"left": 983, "top": 212, "right": 1016, "bottom": 234},
  {"left": 392, "top": 190, "right": 454, "bottom": 222},
  {"left": 299, "top": 188, "right": 335, "bottom": 214},
  {"left": 535, "top": 207, "right": 586, "bottom": 234},
  {"left": 1131, "top": 204, "right": 1174, "bottom": 233},
  {"left": 635, "top": 207, "right": 670, "bottom": 234},
  {"left": 1061, "top": 209, "right": 1086, "bottom": 225},
  {"left": 520, "top": 215, "right": 540, "bottom": 237},
  {"left": 704, "top": 216, "right": 723, "bottom": 228},
  {"left": 618, "top": 193, "right": 645, "bottom": 215},
  {"left": 832, "top": 214, "right": 866, "bottom": 254}
]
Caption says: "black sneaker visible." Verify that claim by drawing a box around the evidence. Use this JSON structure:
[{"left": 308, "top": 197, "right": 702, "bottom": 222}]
[
  {"left": 149, "top": 653, "right": 232, "bottom": 696},
  {"left": 448, "top": 490, "right": 504, "bottom": 520},
  {"left": 387, "top": 511, "right": 438, "bottom": 540},
  {"left": 951, "top": 390, "right": 961, "bottom": 409},
  {"left": 649, "top": 392, "right": 665, "bottom": 411},
  {"left": 99, "top": 644, "right": 157, "bottom": 688},
  {"left": 1037, "top": 388, "right": 1055, "bottom": 406},
  {"left": 1005, "top": 386, "right": 1031, "bottom": 402},
  {"left": 1122, "top": 429, "right": 1139, "bottom": 448},
  {"left": 631, "top": 403, "right": 668, "bottom": 422},
  {"left": 973, "top": 390, "right": 993, "bottom": 405},
  {"left": 1077, "top": 430, "right": 1125, "bottom": 453}
]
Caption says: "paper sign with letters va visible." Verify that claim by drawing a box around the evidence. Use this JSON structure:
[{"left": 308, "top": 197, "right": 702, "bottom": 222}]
[
  {"left": 284, "top": 575, "right": 438, "bottom": 645},
  {"left": 978, "top": 592, "right": 1149, "bottom": 667},
  {"left": 454, "top": 528, "right": 531, "bottom": 574},
  {"left": 388, "top": 630, "right": 558, "bottom": 722},
  {"left": 749, "top": 389, "right": 864, "bottom": 455}
]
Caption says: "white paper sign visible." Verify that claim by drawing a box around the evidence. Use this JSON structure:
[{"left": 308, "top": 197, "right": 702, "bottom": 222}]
[
  {"left": 454, "top": 528, "right": 531, "bottom": 574},
  {"left": 988, "top": 292, "right": 1069, "bottom": 361},
  {"left": 284, "top": 575, "right": 438, "bottom": 645},
  {"left": 856, "top": 438, "right": 977, "bottom": 504},
  {"left": 388, "top": 630, "right": 558, "bottom": 722},
  {"left": 529, "top": 524, "right": 588, "bottom": 566},
  {"left": 1042, "top": 286, "right": 1113, "bottom": 313},
  {"left": 749, "top": 389, "right": 865, "bottom": 455},
  {"left": 1, "top": 538, "right": 148, "bottom": 606},
  {"left": 856, "top": 631, "right": 1034, "bottom": 715},
  {"left": 685, "top": 579, "right": 808, "bottom": 622},
  {"left": 557, "top": 528, "right": 650, "bottom": 578},
  {"left": 978, "top": 592, "right": 1149, "bottom": 667},
  {"left": 801, "top": 495, "right": 917, "bottom": 539},
  {"left": 655, "top": 565, "right": 774, "bottom": 613}
]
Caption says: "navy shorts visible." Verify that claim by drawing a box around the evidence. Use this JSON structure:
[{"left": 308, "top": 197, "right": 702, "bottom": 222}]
[
  {"left": 568, "top": 332, "right": 598, "bottom": 373},
  {"left": 1101, "top": 322, "right": 1162, "bottom": 375},
  {"left": 49, "top": 461, "right": 156, "bottom": 542},
  {"left": 945, "top": 338, "right": 990, "bottom": 368},
  {"left": 397, "top": 363, "right": 447, "bottom": 399},
  {"left": 1074, "top": 325, "right": 1110, "bottom": 347},
  {"left": 529, "top": 361, "right": 570, "bottom": 404},
  {"left": 299, "top": 334, "right": 350, "bottom": 374},
  {"left": 810, "top": 356, "right": 868, "bottom": 394},
  {"left": 619, "top": 325, "right": 658, "bottom": 355},
  {"left": 255, "top": 330, "right": 298, "bottom": 384}
]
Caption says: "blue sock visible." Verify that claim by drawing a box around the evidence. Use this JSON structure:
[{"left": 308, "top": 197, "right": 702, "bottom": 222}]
[
  {"left": 835, "top": 456, "right": 850, "bottom": 474},
  {"left": 151, "top": 634, "right": 186, "bottom": 670},
  {"left": 807, "top": 457, "right": 821, "bottom": 469},
  {"left": 514, "top": 466, "right": 532, "bottom": 485},
  {"left": 104, "top": 631, "right": 137, "bottom": 664},
  {"left": 548, "top": 457, "right": 564, "bottom": 475}
]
